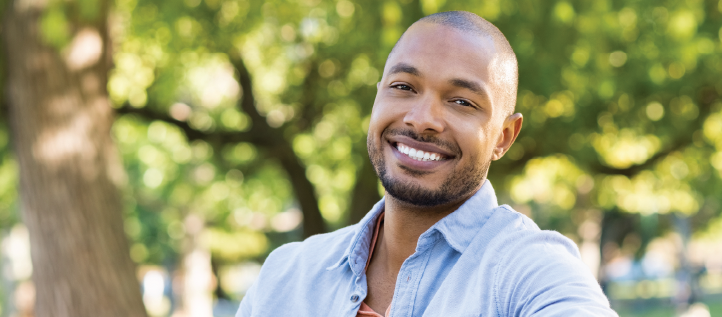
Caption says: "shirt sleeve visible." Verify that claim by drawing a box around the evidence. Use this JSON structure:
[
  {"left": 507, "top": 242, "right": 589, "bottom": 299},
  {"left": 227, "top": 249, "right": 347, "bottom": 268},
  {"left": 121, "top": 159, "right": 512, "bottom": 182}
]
[
  {"left": 494, "top": 231, "right": 619, "bottom": 317},
  {"left": 235, "top": 279, "right": 257, "bottom": 317},
  {"left": 234, "top": 241, "right": 304, "bottom": 317}
]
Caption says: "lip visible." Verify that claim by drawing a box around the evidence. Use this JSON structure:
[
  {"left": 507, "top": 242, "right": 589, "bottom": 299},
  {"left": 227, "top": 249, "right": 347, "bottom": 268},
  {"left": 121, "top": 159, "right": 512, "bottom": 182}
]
[
  {"left": 386, "top": 135, "right": 456, "bottom": 158},
  {"left": 384, "top": 135, "right": 456, "bottom": 171},
  {"left": 388, "top": 143, "right": 451, "bottom": 170}
]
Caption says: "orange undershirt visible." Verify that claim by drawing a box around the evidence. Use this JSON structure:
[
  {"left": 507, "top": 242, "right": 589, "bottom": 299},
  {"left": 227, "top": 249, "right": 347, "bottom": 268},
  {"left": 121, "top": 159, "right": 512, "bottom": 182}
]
[{"left": 356, "top": 212, "right": 392, "bottom": 317}]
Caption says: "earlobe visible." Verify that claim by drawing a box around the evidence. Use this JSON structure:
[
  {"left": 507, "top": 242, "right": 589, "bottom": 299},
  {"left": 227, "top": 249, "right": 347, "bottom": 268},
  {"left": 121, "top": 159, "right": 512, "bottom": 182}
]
[
  {"left": 491, "top": 147, "right": 504, "bottom": 161},
  {"left": 492, "top": 113, "right": 523, "bottom": 161}
]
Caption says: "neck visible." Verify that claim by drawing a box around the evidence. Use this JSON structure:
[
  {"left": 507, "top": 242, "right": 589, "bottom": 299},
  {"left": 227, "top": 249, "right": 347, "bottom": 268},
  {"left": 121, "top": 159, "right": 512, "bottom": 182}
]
[{"left": 376, "top": 195, "right": 467, "bottom": 272}]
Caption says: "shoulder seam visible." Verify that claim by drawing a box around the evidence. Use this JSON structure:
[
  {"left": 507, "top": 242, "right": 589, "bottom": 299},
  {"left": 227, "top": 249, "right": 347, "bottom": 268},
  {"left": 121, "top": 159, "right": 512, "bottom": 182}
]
[
  {"left": 497, "top": 205, "right": 530, "bottom": 230},
  {"left": 494, "top": 257, "right": 501, "bottom": 316}
]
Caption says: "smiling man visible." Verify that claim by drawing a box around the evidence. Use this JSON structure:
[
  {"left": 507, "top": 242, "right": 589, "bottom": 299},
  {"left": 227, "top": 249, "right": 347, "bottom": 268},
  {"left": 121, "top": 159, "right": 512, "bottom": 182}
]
[{"left": 236, "top": 11, "right": 617, "bottom": 317}]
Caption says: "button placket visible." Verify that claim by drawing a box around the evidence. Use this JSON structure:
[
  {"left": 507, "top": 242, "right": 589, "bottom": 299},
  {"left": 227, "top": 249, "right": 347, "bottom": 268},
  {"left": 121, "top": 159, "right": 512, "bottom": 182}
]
[{"left": 393, "top": 239, "right": 436, "bottom": 317}]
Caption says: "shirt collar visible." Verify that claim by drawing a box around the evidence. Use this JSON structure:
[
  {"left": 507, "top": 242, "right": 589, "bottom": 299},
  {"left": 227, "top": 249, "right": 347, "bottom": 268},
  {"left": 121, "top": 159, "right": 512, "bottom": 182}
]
[
  {"left": 327, "top": 180, "right": 498, "bottom": 276},
  {"left": 326, "top": 197, "right": 386, "bottom": 275},
  {"left": 420, "top": 180, "right": 498, "bottom": 253}
]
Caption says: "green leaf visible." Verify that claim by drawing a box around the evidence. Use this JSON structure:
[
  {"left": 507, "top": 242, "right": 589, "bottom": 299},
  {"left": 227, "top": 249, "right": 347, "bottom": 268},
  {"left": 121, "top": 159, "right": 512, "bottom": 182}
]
[{"left": 39, "top": 6, "right": 71, "bottom": 49}]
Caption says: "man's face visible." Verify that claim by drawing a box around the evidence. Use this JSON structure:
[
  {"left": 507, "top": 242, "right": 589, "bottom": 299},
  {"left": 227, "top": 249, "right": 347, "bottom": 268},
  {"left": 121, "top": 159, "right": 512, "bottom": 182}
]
[{"left": 367, "top": 22, "right": 513, "bottom": 207}]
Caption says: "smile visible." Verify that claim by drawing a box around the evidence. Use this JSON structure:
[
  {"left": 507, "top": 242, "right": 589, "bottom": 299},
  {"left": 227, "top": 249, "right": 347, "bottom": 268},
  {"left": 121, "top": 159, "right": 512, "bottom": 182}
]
[{"left": 395, "top": 142, "right": 448, "bottom": 162}]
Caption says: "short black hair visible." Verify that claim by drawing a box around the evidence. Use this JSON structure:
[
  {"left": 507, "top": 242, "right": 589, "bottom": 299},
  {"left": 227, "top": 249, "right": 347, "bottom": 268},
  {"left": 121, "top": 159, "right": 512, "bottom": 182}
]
[
  {"left": 420, "top": 11, "right": 496, "bottom": 35},
  {"left": 390, "top": 11, "right": 519, "bottom": 117}
]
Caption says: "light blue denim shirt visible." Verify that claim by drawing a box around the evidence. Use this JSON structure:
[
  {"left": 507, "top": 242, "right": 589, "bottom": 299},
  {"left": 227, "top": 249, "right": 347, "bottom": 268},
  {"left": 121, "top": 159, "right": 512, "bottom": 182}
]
[{"left": 236, "top": 181, "right": 617, "bottom": 316}]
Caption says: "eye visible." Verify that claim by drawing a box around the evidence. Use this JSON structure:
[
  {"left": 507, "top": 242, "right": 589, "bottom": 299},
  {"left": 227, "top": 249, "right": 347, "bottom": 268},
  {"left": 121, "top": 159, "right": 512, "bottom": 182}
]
[
  {"left": 452, "top": 99, "right": 473, "bottom": 107},
  {"left": 391, "top": 83, "right": 414, "bottom": 91}
]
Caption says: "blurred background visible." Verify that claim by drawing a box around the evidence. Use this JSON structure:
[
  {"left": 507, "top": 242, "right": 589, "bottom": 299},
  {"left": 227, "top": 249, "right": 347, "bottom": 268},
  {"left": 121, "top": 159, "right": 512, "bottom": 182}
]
[{"left": 0, "top": 0, "right": 721, "bottom": 316}]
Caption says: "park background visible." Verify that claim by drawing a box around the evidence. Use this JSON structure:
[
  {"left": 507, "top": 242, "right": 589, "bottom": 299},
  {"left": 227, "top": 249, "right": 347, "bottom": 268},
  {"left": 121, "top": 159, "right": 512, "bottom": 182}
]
[{"left": 0, "top": 0, "right": 722, "bottom": 316}]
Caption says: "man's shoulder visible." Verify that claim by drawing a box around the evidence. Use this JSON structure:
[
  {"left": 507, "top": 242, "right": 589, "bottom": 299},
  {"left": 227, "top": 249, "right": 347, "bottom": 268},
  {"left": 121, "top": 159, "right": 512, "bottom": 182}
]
[
  {"left": 456, "top": 204, "right": 583, "bottom": 279},
  {"left": 484, "top": 204, "right": 581, "bottom": 261},
  {"left": 260, "top": 224, "right": 357, "bottom": 273},
  {"left": 237, "top": 224, "right": 362, "bottom": 316},
  {"left": 489, "top": 204, "right": 540, "bottom": 232},
  {"left": 473, "top": 205, "right": 614, "bottom": 315}
]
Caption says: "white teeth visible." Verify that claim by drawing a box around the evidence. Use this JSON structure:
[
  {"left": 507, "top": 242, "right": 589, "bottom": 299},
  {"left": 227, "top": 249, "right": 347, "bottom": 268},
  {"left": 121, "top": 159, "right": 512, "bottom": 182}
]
[{"left": 396, "top": 142, "right": 444, "bottom": 162}]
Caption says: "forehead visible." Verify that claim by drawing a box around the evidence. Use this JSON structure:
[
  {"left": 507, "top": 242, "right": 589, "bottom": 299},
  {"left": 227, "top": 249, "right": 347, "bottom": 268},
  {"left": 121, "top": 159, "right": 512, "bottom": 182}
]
[{"left": 383, "top": 23, "right": 497, "bottom": 78}]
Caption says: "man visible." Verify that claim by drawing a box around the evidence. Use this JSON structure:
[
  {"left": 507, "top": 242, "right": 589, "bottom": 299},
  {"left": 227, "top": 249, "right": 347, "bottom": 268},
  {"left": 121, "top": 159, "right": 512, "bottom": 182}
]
[{"left": 237, "top": 11, "right": 617, "bottom": 316}]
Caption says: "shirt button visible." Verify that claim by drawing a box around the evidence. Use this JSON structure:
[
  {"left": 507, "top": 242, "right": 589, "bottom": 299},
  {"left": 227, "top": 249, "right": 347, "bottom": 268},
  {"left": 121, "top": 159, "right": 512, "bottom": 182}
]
[{"left": 350, "top": 294, "right": 360, "bottom": 303}]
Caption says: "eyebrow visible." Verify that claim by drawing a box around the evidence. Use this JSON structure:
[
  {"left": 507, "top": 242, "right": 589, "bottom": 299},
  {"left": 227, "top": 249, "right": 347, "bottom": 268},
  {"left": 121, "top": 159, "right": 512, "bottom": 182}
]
[
  {"left": 449, "top": 78, "right": 487, "bottom": 98},
  {"left": 388, "top": 63, "right": 422, "bottom": 77},
  {"left": 387, "top": 63, "right": 490, "bottom": 100}
]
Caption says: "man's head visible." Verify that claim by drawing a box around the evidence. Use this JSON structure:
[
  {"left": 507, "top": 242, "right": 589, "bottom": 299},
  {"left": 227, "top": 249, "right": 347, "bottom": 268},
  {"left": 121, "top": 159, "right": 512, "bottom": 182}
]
[
  {"left": 366, "top": 11, "right": 523, "bottom": 208},
  {"left": 391, "top": 11, "right": 519, "bottom": 117}
]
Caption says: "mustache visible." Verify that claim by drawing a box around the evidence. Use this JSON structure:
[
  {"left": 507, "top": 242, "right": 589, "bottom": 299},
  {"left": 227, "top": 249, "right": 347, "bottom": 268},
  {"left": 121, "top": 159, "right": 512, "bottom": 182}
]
[{"left": 383, "top": 128, "right": 461, "bottom": 155}]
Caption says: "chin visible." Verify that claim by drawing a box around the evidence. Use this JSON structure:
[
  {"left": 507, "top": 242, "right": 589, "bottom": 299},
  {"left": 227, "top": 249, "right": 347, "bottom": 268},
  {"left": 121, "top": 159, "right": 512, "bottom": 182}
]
[{"left": 381, "top": 174, "right": 464, "bottom": 207}]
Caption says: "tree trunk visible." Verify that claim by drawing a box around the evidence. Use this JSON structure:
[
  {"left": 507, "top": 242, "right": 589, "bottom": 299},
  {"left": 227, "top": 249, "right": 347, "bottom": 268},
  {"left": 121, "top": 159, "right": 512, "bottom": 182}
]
[
  {"left": 2, "top": 0, "right": 146, "bottom": 316},
  {"left": 275, "top": 142, "right": 327, "bottom": 238},
  {"left": 181, "top": 214, "right": 214, "bottom": 317},
  {"left": 231, "top": 55, "right": 327, "bottom": 238},
  {"left": 348, "top": 156, "right": 380, "bottom": 224}
]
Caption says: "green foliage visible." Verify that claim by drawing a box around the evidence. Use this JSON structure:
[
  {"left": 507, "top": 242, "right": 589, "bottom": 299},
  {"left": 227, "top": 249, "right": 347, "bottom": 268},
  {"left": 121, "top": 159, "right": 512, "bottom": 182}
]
[
  {"left": 40, "top": 5, "right": 71, "bottom": 48},
  {"left": 38, "top": 0, "right": 105, "bottom": 50},
  {"left": 3, "top": 0, "right": 722, "bottom": 279},
  {"left": 0, "top": 123, "right": 19, "bottom": 228},
  {"left": 476, "top": 0, "right": 710, "bottom": 232},
  {"left": 104, "top": 0, "right": 722, "bottom": 265},
  {"left": 77, "top": 0, "right": 101, "bottom": 21}
]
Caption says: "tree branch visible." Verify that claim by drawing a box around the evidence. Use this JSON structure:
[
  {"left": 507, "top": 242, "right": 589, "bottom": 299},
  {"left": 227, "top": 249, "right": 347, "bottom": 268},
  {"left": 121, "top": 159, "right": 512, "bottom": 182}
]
[
  {"left": 115, "top": 104, "right": 263, "bottom": 144},
  {"left": 229, "top": 53, "right": 327, "bottom": 237},
  {"left": 116, "top": 53, "right": 347, "bottom": 238},
  {"left": 589, "top": 87, "right": 717, "bottom": 177},
  {"left": 229, "top": 55, "right": 276, "bottom": 141},
  {"left": 589, "top": 138, "right": 691, "bottom": 177}
]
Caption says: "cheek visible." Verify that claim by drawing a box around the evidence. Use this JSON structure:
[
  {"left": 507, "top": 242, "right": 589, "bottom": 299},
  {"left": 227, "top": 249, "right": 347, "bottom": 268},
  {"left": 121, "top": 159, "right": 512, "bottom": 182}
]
[
  {"left": 454, "top": 124, "right": 491, "bottom": 159},
  {"left": 368, "top": 101, "right": 404, "bottom": 134},
  {"left": 367, "top": 111, "right": 386, "bottom": 140}
]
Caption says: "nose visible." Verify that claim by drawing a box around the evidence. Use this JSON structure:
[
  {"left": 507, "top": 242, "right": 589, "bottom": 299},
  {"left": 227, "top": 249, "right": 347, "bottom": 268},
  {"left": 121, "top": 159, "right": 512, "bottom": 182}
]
[{"left": 403, "top": 95, "right": 444, "bottom": 134}]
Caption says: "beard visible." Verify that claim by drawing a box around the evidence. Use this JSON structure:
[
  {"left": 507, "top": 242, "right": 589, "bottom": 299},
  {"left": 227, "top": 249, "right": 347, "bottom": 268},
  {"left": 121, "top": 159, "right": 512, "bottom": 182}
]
[{"left": 367, "top": 128, "right": 490, "bottom": 207}]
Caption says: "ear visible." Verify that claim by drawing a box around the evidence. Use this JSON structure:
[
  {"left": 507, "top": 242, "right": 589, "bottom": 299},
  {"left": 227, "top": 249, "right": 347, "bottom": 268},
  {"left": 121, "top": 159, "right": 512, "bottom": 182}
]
[{"left": 491, "top": 113, "right": 523, "bottom": 161}]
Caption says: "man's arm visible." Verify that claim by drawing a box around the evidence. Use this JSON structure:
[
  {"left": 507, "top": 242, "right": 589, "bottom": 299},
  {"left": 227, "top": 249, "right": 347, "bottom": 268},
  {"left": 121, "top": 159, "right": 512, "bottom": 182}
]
[
  {"left": 234, "top": 241, "right": 306, "bottom": 317},
  {"left": 235, "top": 279, "right": 256, "bottom": 317},
  {"left": 494, "top": 231, "right": 618, "bottom": 317}
]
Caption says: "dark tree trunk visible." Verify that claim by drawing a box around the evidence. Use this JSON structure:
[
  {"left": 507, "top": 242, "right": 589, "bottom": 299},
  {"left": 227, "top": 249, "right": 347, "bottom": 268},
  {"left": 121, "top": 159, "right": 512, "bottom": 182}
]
[
  {"left": 348, "top": 156, "right": 381, "bottom": 224},
  {"left": 275, "top": 142, "right": 327, "bottom": 238},
  {"left": 230, "top": 55, "right": 327, "bottom": 238},
  {"left": 2, "top": 0, "right": 146, "bottom": 316}
]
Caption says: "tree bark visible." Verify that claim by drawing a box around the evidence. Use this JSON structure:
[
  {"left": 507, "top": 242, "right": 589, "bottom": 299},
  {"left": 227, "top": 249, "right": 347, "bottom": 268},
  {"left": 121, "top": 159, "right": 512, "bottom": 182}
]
[
  {"left": 116, "top": 100, "right": 328, "bottom": 238},
  {"left": 348, "top": 156, "right": 380, "bottom": 224},
  {"left": 230, "top": 55, "right": 327, "bottom": 238},
  {"left": 2, "top": 0, "right": 146, "bottom": 316},
  {"left": 274, "top": 142, "right": 327, "bottom": 237}
]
